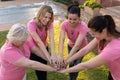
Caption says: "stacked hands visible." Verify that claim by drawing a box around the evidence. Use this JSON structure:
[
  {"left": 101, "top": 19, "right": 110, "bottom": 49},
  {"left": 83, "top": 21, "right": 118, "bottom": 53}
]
[{"left": 49, "top": 56, "right": 69, "bottom": 73}]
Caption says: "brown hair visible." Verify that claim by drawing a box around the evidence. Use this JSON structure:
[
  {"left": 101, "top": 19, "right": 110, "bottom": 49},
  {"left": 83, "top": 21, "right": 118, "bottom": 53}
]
[
  {"left": 88, "top": 15, "right": 120, "bottom": 38},
  {"left": 35, "top": 5, "right": 54, "bottom": 29}
]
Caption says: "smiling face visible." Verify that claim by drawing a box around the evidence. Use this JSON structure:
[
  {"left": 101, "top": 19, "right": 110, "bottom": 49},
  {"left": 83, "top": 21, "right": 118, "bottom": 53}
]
[
  {"left": 35, "top": 5, "right": 53, "bottom": 28},
  {"left": 40, "top": 12, "right": 52, "bottom": 26},
  {"left": 68, "top": 13, "right": 80, "bottom": 27}
]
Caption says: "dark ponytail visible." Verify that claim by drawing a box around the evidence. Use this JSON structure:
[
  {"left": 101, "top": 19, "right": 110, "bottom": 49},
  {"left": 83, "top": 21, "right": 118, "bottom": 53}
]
[
  {"left": 67, "top": 1, "right": 81, "bottom": 17},
  {"left": 88, "top": 15, "right": 120, "bottom": 38},
  {"left": 104, "top": 15, "right": 120, "bottom": 37}
]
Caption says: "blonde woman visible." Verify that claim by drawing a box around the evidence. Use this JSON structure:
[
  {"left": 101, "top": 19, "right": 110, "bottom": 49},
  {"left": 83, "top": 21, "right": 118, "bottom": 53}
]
[
  {"left": 27, "top": 5, "right": 57, "bottom": 80},
  {"left": 0, "top": 23, "right": 56, "bottom": 80}
]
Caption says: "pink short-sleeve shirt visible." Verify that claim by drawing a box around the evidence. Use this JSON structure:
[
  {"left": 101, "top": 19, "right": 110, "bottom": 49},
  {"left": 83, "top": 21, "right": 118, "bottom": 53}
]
[
  {"left": 0, "top": 40, "right": 31, "bottom": 80},
  {"left": 98, "top": 38, "right": 120, "bottom": 80},
  {"left": 27, "top": 18, "right": 53, "bottom": 47},
  {"left": 61, "top": 20, "right": 88, "bottom": 48}
]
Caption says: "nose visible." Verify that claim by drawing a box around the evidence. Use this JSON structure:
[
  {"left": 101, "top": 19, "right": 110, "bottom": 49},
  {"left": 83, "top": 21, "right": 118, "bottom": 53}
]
[
  {"left": 46, "top": 18, "right": 50, "bottom": 22},
  {"left": 70, "top": 20, "right": 74, "bottom": 24}
]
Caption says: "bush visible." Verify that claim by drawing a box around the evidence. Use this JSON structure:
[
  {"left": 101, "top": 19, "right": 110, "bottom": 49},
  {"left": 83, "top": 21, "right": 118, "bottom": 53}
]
[
  {"left": 1, "top": 0, "right": 14, "bottom": 1},
  {"left": 53, "top": 0, "right": 73, "bottom": 5}
]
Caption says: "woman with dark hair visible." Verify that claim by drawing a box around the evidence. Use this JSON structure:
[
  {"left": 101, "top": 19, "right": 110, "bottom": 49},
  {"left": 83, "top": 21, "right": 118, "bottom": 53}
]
[
  {"left": 59, "top": 15, "right": 120, "bottom": 80},
  {"left": 57, "top": 3, "right": 88, "bottom": 80}
]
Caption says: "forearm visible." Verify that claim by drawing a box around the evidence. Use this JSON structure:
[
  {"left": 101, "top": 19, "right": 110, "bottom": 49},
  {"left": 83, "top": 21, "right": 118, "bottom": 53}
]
[
  {"left": 63, "top": 63, "right": 87, "bottom": 73},
  {"left": 67, "top": 48, "right": 88, "bottom": 64},
  {"left": 67, "top": 38, "right": 98, "bottom": 64},
  {"left": 50, "top": 39, "right": 56, "bottom": 56},
  {"left": 58, "top": 38, "right": 64, "bottom": 57},
  {"left": 65, "top": 55, "right": 107, "bottom": 73},
  {"left": 13, "top": 57, "right": 55, "bottom": 71},
  {"left": 49, "top": 29, "right": 56, "bottom": 56},
  {"left": 58, "top": 30, "right": 65, "bottom": 57},
  {"left": 31, "top": 46, "right": 48, "bottom": 61},
  {"left": 68, "top": 45, "right": 79, "bottom": 58},
  {"left": 28, "top": 60, "right": 55, "bottom": 71},
  {"left": 31, "top": 33, "right": 50, "bottom": 60},
  {"left": 38, "top": 43, "right": 50, "bottom": 59}
]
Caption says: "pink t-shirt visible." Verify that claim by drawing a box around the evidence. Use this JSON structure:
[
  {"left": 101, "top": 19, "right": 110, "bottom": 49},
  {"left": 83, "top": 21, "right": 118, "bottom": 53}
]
[
  {"left": 0, "top": 40, "right": 31, "bottom": 80},
  {"left": 61, "top": 20, "right": 88, "bottom": 48},
  {"left": 98, "top": 38, "right": 120, "bottom": 80},
  {"left": 27, "top": 18, "right": 53, "bottom": 47}
]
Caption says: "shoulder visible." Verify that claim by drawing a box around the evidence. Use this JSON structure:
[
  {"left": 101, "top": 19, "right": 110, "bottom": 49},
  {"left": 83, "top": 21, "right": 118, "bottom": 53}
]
[
  {"left": 99, "top": 38, "right": 120, "bottom": 61},
  {"left": 77, "top": 21, "right": 88, "bottom": 32},
  {"left": 27, "top": 19, "right": 37, "bottom": 28},
  {"left": 109, "top": 38, "right": 120, "bottom": 49},
  {"left": 80, "top": 21, "right": 88, "bottom": 28},
  {"left": 61, "top": 20, "right": 69, "bottom": 26},
  {"left": 0, "top": 43, "right": 18, "bottom": 58}
]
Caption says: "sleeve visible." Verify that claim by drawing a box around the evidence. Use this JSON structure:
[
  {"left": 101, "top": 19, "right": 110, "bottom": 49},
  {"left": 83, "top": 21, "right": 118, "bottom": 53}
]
[
  {"left": 27, "top": 21, "right": 37, "bottom": 33},
  {"left": 60, "top": 21, "right": 67, "bottom": 31},
  {"left": 79, "top": 21, "right": 88, "bottom": 35},
  {"left": 99, "top": 44, "right": 120, "bottom": 62},
  {"left": 2, "top": 50, "right": 24, "bottom": 63},
  {"left": 25, "top": 40, "right": 35, "bottom": 50}
]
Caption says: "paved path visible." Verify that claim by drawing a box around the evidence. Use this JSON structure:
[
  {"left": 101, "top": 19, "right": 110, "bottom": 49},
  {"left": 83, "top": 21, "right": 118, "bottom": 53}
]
[
  {"left": 0, "top": 0, "right": 67, "bottom": 31},
  {"left": 0, "top": 0, "right": 120, "bottom": 31},
  {"left": 100, "top": 6, "right": 120, "bottom": 28}
]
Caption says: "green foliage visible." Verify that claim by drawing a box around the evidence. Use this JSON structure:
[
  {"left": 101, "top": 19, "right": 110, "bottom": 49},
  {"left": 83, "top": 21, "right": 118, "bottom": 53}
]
[
  {"left": 79, "top": 0, "right": 103, "bottom": 10},
  {"left": 0, "top": 31, "right": 8, "bottom": 47},
  {"left": 53, "top": 0, "right": 73, "bottom": 5},
  {"left": 1, "top": 0, "right": 13, "bottom": 1}
]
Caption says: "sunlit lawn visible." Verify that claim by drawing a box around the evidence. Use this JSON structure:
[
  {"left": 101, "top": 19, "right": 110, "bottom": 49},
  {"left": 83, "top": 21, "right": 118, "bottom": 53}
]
[{"left": 0, "top": 21, "right": 109, "bottom": 80}]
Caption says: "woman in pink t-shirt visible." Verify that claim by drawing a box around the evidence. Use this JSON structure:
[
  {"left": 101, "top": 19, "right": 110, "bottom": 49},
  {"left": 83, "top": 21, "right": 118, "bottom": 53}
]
[
  {"left": 59, "top": 15, "right": 120, "bottom": 80},
  {"left": 57, "top": 3, "right": 88, "bottom": 80},
  {"left": 0, "top": 24, "right": 56, "bottom": 80},
  {"left": 27, "top": 5, "right": 57, "bottom": 80}
]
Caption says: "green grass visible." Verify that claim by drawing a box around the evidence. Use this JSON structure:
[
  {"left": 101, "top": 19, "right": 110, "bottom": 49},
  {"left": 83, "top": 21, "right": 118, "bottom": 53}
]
[
  {"left": 0, "top": 21, "right": 109, "bottom": 80},
  {"left": 0, "top": 31, "right": 8, "bottom": 47}
]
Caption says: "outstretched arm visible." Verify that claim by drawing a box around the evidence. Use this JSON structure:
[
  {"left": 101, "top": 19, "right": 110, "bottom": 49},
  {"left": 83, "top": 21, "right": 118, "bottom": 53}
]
[
  {"left": 13, "top": 57, "right": 56, "bottom": 72},
  {"left": 30, "top": 32, "right": 51, "bottom": 62},
  {"left": 66, "top": 38, "right": 98, "bottom": 64},
  {"left": 57, "top": 30, "right": 65, "bottom": 65},
  {"left": 48, "top": 29, "right": 57, "bottom": 64},
  {"left": 67, "top": 34, "right": 86, "bottom": 59},
  {"left": 59, "top": 54, "right": 107, "bottom": 73},
  {"left": 31, "top": 46, "right": 48, "bottom": 61}
]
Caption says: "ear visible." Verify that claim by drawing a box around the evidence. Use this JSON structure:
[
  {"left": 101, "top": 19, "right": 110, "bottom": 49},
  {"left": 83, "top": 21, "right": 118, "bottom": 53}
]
[{"left": 102, "top": 28, "right": 107, "bottom": 33}]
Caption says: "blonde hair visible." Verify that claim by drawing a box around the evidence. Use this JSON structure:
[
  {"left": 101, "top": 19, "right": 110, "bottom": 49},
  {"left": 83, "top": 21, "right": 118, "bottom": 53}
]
[
  {"left": 35, "top": 5, "right": 54, "bottom": 29},
  {"left": 7, "top": 23, "right": 29, "bottom": 42}
]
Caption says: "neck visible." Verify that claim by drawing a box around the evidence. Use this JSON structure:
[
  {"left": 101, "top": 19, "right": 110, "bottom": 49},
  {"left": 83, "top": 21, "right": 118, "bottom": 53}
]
[{"left": 105, "top": 35, "right": 115, "bottom": 42}]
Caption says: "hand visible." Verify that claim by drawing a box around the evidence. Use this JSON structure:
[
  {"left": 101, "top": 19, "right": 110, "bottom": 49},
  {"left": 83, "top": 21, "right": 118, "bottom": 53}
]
[
  {"left": 50, "top": 55, "right": 57, "bottom": 65},
  {"left": 49, "top": 66, "right": 57, "bottom": 72},
  {"left": 57, "top": 55, "right": 65, "bottom": 69},
  {"left": 57, "top": 68, "right": 66, "bottom": 73},
  {"left": 57, "top": 55, "right": 64, "bottom": 65},
  {"left": 61, "top": 59, "right": 68, "bottom": 69},
  {"left": 50, "top": 55, "right": 58, "bottom": 69}
]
